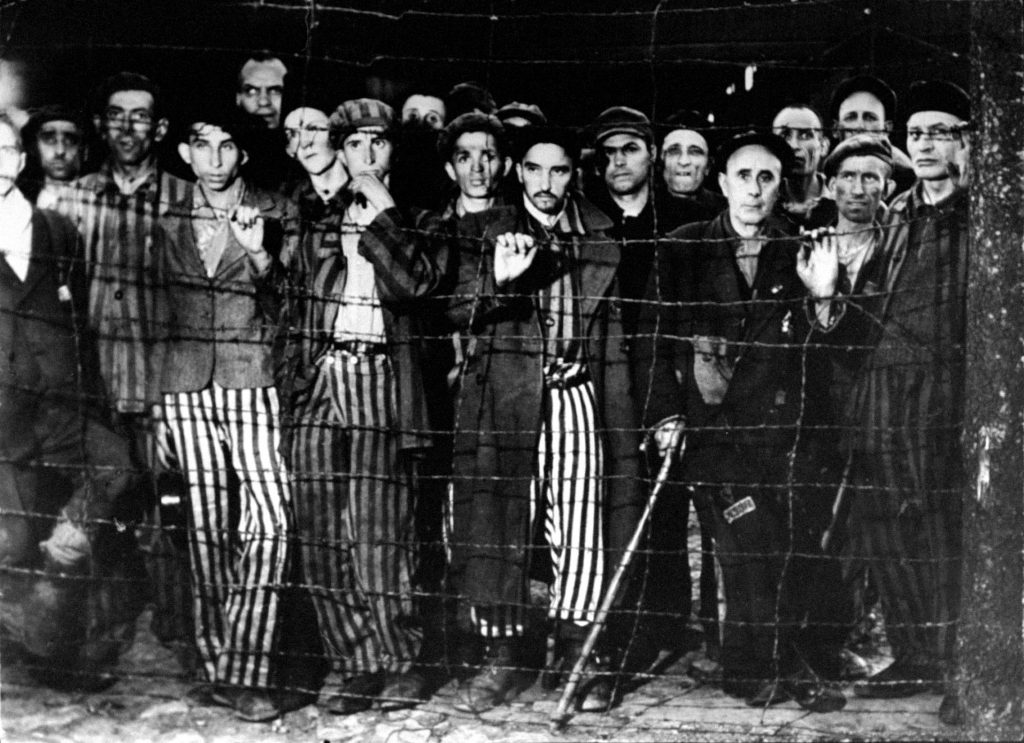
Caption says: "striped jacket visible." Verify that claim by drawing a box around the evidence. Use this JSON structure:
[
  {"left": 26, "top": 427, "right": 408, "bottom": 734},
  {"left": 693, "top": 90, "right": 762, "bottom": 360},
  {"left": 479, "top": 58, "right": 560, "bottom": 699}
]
[
  {"left": 838, "top": 182, "right": 969, "bottom": 464},
  {"left": 274, "top": 180, "right": 444, "bottom": 452},
  {"left": 51, "top": 165, "right": 193, "bottom": 413}
]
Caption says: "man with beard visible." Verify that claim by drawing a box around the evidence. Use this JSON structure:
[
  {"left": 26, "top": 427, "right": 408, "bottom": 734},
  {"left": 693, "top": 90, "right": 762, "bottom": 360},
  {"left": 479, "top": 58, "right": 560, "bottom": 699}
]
[
  {"left": 17, "top": 105, "right": 88, "bottom": 207},
  {"left": 0, "top": 112, "right": 146, "bottom": 692},
  {"left": 445, "top": 125, "right": 641, "bottom": 714}
]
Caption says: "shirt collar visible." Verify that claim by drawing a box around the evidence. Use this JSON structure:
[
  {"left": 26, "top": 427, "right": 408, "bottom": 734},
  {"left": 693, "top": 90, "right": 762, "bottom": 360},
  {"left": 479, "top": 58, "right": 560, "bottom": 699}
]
[
  {"left": 96, "top": 161, "right": 161, "bottom": 196},
  {"left": 522, "top": 193, "right": 584, "bottom": 235},
  {"left": 0, "top": 187, "right": 33, "bottom": 230}
]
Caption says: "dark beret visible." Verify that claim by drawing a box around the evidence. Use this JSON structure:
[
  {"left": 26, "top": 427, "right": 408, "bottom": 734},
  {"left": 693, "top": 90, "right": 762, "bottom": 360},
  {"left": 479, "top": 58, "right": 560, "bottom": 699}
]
[
  {"left": 715, "top": 130, "right": 794, "bottom": 174},
  {"left": 829, "top": 74, "right": 897, "bottom": 123},
  {"left": 906, "top": 80, "right": 970, "bottom": 122},
  {"left": 437, "top": 112, "right": 507, "bottom": 161},
  {"left": 821, "top": 133, "right": 894, "bottom": 177}
]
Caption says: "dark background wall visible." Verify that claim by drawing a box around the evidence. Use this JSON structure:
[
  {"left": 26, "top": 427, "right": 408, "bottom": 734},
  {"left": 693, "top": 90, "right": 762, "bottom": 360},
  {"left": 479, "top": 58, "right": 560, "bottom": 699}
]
[{"left": 0, "top": 0, "right": 969, "bottom": 148}]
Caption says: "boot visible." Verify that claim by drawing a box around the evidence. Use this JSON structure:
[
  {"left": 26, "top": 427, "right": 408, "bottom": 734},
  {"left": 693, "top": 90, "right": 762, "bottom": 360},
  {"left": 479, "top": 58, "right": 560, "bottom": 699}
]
[{"left": 453, "top": 638, "right": 528, "bottom": 713}]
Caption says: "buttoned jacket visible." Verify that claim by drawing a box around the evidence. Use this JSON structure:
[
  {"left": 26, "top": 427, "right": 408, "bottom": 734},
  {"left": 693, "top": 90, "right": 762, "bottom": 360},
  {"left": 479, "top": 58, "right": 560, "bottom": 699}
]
[{"left": 156, "top": 185, "right": 294, "bottom": 394}]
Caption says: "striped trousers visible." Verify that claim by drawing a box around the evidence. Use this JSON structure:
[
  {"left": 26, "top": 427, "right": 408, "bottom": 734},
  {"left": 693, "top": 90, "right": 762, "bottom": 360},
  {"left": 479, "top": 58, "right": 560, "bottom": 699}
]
[
  {"left": 474, "top": 364, "right": 606, "bottom": 638},
  {"left": 163, "top": 383, "right": 291, "bottom": 689},
  {"left": 289, "top": 350, "right": 422, "bottom": 675}
]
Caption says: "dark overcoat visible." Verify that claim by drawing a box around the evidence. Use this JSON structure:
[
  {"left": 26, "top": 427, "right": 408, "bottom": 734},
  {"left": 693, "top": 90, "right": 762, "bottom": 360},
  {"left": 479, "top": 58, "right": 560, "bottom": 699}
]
[{"left": 446, "top": 197, "right": 642, "bottom": 610}]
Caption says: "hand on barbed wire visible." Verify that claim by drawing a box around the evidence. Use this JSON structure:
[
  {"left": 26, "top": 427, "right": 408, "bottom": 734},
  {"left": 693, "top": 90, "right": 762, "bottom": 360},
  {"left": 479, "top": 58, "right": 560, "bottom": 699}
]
[
  {"left": 228, "top": 204, "right": 266, "bottom": 256},
  {"left": 797, "top": 226, "right": 839, "bottom": 299},
  {"left": 494, "top": 232, "right": 538, "bottom": 287},
  {"left": 40, "top": 519, "right": 90, "bottom": 568}
]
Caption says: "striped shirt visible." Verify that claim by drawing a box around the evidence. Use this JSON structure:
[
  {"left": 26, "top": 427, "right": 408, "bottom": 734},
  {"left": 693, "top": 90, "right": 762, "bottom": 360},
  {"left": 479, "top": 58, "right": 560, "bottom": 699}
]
[
  {"left": 52, "top": 164, "right": 193, "bottom": 413},
  {"left": 847, "top": 182, "right": 968, "bottom": 460}
]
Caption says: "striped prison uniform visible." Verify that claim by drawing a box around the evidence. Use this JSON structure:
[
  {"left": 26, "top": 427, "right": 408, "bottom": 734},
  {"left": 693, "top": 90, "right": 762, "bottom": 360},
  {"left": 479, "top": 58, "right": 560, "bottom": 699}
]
[
  {"left": 52, "top": 165, "right": 191, "bottom": 413},
  {"left": 163, "top": 383, "right": 291, "bottom": 688},
  {"left": 469, "top": 208, "right": 607, "bottom": 639},
  {"left": 289, "top": 348, "right": 421, "bottom": 675},
  {"left": 471, "top": 365, "right": 607, "bottom": 639},
  {"left": 842, "top": 182, "right": 968, "bottom": 676},
  {"left": 277, "top": 184, "right": 441, "bottom": 676}
]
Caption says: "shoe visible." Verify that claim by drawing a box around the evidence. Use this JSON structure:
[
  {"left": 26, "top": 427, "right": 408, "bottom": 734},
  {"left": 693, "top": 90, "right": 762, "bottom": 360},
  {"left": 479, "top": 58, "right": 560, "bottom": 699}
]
[
  {"left": 939, "top": 688, "right": 963, "bottom": 726},
  {"left": 810, "top": 647, "right": 871, "bottom": 681},
  {"left": 853, "top": 663, "right": 938, "bottom": 699},
  {"left": 323, "top": 671, "right": 385, "bottom": 715},
  {"left": 788, "top": 676, "right": 846, "bottom": 713},
  {"left": 453, "top": 640, "right": 526, "bottom": 713},
  {"left": 561, "top": 639, "right": 615, "bottom": 713},
  {"left": 378, "top": 669, "right": 432, "bottom": 711},
  {"left": 186, "top": 683, "right": 231, "bottom": 708},
  {"left": 747, "top": 672, "right": 846, "bottom": 713},
  {"left": 228, "top": 688, "right": 281, "bottom": 722},
  {"left": 746, "top": 680, "right": 792, "bottom": 707}
]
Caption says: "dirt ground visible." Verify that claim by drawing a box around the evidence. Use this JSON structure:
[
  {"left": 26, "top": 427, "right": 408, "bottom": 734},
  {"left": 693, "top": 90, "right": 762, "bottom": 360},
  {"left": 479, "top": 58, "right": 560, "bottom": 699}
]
[{"left": 0, "top": 605, "right": 958, "bottom": 743}]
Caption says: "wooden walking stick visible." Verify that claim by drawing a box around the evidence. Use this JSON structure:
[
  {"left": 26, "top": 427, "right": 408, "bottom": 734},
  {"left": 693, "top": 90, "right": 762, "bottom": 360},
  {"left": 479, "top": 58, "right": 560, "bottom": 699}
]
[{"left": 550, "top": 427, "right": 686, "bottom": 731}]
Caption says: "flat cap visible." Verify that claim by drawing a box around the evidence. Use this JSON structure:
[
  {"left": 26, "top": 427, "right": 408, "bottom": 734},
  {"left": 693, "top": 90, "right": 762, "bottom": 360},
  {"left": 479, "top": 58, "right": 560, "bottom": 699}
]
[
  {"left": 822, "top": 133, "right": 893, "bottom": 177},
  {"left": 589, "top": 106, "right": 654, "bottom": 146},
  {"left": 330, "top": 98, "right": 395, "bottom": 142},
  {"left": 437, "top": 112, "right": 507, "bottom": 161},
  {"left": 906, "top": 80, "right": 970, "bottom": 122},
  {"left": 829, "top": 74, "right": 897, "bottom": 123},
  {"left": 715, "top": 130, "right": 794, "bottom": 174},
  {"left": 496, "top": 101, "right": 547, "bottom": 127}
]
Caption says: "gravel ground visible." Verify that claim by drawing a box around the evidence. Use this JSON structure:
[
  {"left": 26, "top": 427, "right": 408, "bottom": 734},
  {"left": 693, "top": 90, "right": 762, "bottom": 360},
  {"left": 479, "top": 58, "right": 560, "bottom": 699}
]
[{"left": 0, "top": 607, "right": 957, "bottom": 743}]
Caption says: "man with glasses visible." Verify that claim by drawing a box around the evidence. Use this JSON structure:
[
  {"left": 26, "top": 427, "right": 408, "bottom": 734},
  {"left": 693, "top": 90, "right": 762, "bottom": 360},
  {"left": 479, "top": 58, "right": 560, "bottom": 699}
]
[
  {"left": 17, "top": 105, "right": 87, "bottom": 207},
  {"left": 50, "top": 71, "right": 193, "bottom": 664},
  {"left": 819, "top": 82, "right": 970, "bottom": 722}
]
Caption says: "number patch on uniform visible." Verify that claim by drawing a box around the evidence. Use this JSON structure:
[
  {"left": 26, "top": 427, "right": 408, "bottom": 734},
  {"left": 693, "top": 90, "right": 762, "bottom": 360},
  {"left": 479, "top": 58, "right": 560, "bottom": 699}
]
[{"left": 724, "top": 496, "right": 756, "bottom": 523}]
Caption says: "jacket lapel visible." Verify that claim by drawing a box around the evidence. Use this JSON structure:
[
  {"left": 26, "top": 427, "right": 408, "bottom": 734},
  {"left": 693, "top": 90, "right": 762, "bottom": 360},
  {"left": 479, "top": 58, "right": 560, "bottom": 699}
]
[{"left": 16, "top": 211, "right": 57, "bottom": 298}]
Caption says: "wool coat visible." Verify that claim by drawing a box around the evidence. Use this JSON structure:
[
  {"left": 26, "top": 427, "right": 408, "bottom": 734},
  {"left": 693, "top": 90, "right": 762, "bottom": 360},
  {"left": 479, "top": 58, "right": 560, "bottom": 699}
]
[{"left": 445, "top": 197, "right": 642, "bottom": 611}]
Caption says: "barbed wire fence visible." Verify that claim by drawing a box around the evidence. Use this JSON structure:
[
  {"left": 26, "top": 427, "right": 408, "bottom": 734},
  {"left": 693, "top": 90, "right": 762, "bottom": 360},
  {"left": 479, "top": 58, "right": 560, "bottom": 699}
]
[{"left": 0, "top": 1, "right": 1021, "bottom": 741}]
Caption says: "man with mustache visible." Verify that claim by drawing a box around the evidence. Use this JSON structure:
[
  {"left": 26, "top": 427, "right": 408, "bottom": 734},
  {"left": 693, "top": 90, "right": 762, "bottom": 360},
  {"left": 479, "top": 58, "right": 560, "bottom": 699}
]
[
  {"left": 17, "top": 105, "right": 88, "bottom": 207},
  {"left": 0, "top": 111, "right": 145, "bottom": 692},
  {"left": 445, "top": 125, "right": 641, "bottom": 714}
]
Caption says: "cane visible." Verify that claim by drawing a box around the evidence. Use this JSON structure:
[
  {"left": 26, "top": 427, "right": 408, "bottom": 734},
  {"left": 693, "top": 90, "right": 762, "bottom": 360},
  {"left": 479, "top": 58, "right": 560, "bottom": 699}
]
[{"left": 549, "top": 426, "right": 686, "bottom": 731}]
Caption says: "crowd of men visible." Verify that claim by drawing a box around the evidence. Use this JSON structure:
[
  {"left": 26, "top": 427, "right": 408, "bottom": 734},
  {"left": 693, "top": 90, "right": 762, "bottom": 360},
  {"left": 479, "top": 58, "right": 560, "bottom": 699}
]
[{"left": 0, "top": 54, "right": 970, "bottom": 727}]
